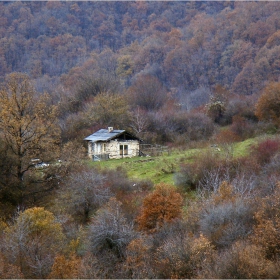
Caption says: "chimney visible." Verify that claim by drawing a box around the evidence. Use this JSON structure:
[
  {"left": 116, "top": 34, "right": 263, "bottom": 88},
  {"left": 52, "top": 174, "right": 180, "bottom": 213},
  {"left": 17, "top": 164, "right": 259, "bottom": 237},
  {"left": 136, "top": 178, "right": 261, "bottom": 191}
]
[{"left": 108, "top": 127, "right": 113, "bottom": 133}]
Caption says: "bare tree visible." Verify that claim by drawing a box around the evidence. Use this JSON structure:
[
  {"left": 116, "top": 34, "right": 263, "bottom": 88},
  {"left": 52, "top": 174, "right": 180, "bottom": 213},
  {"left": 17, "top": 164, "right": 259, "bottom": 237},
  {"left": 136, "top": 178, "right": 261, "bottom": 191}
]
[
  {"left": 197, "top": 166, "right": 231, "bottom": 196},
  {"left": 58, "top": 168, "right": 113, "bottom": 224},
  {"left": 231, "top": 173, "right": 258, "bottom": 198},
  {"left": 199, "top": 198, "right": 256, "bottom": 248},
  {"left": 87, "top": 198, "right": 137, "bottom": 259},
  {"left": 198, "top": 166, "right": 258, "bottom": 199},
  {"left": 2, "top": 207, "right": 65, "bottom": 278},
  {"left": 129, "top": 106, "right": 149, "bottom": 135},
  {"left": 199, "top": 241, "right": 279, "bottom": 279},
  {"left": 128, "top": 74, "right": 168, "bottom": 111}
]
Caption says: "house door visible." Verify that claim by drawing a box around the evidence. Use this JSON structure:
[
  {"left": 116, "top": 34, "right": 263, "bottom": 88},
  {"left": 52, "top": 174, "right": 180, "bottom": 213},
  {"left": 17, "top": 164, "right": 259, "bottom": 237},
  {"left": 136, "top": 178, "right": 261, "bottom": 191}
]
[{"left": 119, "top": 144, "right": 128, "bottom": 157}]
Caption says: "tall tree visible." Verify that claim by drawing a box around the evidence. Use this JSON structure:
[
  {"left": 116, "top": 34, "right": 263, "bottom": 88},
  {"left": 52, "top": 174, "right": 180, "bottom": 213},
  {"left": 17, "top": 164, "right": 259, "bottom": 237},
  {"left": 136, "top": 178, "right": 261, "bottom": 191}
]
[
  {"left": 87, "top": 197, "right": 137, "bottom": 259},
  {"left": 128, "top": 74, "right": 168, "bottom": 111},
  {"left": 84, "top": 91, "right": 130, "bottom": 128},
  {"left": 2, "top": 207, "right": 65, "bottom": 278},
  {"left": 0, "top": 73, "right": 60, "bottom": 205}
]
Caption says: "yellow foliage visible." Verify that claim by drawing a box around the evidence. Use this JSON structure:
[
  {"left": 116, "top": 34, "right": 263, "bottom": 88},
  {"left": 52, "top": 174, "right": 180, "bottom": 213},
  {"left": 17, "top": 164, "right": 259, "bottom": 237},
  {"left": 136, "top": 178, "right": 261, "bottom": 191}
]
[
  {"left": 13, "top": 207, "right": 64, "bottom": 238},
  {"left": 255, "top": 82, "right": 280, "bottom": 126},
  {"left": 84, "top": 91, "right": 129, "bottom": 127},
  {"left": 67, "top": 238, "right": 81, "bottom": 255},
  {"left": 0, "top": 220, "right": 7, "bottom": 233},
  {"left": 213, "top": 181, "right": 236, "bottom": 205},
  {"left": 3, "top": 207, "right": 65, "bottom": 278},
  {"left": 0, "top": 72, "right": 61, "bottom": 196},
  {"left": 116, "top": 55, "right": 134, "bottom": 77}
]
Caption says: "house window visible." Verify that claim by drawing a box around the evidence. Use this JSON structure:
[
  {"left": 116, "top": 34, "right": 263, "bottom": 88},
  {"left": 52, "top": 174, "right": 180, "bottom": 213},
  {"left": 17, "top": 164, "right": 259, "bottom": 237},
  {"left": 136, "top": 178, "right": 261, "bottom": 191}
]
[
  {"left": 102, "top": 143, "right": 106, "bottom": 153},
  {"left": 120, "top": 145, "right": 128, "bottom": 156}
]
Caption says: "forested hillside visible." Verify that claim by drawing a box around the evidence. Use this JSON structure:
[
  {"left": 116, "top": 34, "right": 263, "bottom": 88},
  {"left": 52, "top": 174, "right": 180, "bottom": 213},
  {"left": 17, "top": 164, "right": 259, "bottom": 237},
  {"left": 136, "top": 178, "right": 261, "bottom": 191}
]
[
  {"left": 1, "top": 1, "right": 280, "bottom": 92},
  {"left": 0, "top": 1, "right": 280, "bottom": 142},
  {"left": 1, "top": 1, "right": 280, "bottom": 279}
]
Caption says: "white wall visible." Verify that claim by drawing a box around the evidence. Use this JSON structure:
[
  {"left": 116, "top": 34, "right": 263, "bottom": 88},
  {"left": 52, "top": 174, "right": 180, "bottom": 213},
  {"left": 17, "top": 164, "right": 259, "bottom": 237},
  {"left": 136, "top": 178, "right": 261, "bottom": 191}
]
[
  {"left": 87, "top": 140, "right": 140, "bottom": 159},
  {"left": 106, "top": 140, "right": 139, "bottom": 159}
]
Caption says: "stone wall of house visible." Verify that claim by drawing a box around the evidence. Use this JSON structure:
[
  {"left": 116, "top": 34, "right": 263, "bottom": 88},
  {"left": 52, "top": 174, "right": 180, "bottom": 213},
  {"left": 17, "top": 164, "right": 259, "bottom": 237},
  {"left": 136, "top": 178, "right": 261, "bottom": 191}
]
[
  {"left": 87, "top": 140, "right": 140, "bottom": 160},
  {"left": 87, "top": 142, "right": 93, "bottom": 158},
  {"left": 106, "top": 140, "right": 140, "bottom": 159}
]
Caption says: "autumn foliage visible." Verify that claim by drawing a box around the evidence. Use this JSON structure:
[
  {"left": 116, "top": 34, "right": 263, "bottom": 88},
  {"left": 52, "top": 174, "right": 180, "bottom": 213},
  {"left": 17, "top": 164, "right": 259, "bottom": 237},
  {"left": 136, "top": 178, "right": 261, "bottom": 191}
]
[
  {"left": 1, "top": 2, "right": 280, "bottom": 279},
  {"left": 255, "top": 82, "right": 280, "bottom": 126},
  {"left": 48, "top": 255, "right": 82, "bottom": 279},
  {"left": 137, "top": 183, "right": 183, "bottom": 233},
  {"left": 2, "top": 207, "right": 65, "bottom": 278},
  {"left": 251, "top": 138, "right": 280, "bottom": 165}
]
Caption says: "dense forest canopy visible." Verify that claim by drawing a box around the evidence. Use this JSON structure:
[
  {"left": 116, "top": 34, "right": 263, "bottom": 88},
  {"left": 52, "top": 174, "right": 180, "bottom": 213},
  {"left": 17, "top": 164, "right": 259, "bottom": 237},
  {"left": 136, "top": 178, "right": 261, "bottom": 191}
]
[
  {"left": 1, "top": 1, "right": 280, "bottom": 95},
  {"left": 0, "top": 1, "right": 279, "bottom": 143}
]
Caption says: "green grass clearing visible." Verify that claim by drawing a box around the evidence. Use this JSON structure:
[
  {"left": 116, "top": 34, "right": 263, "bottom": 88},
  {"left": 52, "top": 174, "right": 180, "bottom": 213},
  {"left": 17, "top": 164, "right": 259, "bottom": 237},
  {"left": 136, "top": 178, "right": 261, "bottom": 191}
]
[
  {"left": 88, "top": 135, "right": 277, "bottom": 185},
  {"left": 90, "top": 148, "right": 200, "bottom": 185}
]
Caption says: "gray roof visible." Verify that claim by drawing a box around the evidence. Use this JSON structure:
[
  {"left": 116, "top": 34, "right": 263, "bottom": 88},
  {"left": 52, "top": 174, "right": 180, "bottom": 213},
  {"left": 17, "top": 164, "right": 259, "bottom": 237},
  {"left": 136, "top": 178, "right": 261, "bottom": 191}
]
[{"left": 84, "top": 129, "right": 126, "bottom": 142}]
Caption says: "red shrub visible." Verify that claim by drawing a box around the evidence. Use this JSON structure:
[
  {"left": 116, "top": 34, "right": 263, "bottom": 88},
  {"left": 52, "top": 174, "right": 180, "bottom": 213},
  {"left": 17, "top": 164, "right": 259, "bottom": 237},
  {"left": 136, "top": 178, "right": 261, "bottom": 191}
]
[
  {"left": 230, "top": 116, "right": 255, "bottom": 140},
  {"left": 252, "top": 139, "right": 280, "bottom": 165},
  {"left": 216, "top": 129, "right": 241, "bottom": 144}
]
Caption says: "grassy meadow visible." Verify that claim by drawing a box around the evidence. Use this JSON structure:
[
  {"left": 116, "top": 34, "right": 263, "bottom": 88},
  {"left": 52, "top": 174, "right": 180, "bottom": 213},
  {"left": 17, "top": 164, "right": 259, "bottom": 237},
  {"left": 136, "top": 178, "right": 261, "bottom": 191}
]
[{"left": 89, "top": 136, "right": 262, "bottom": 186}]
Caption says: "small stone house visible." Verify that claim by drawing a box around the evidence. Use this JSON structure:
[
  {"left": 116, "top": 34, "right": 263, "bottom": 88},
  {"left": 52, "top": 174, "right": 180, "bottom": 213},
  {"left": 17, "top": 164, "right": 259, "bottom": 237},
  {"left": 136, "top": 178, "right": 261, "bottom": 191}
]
[{"left": 84, "top": 127, "right": 141, "bottom": 161}]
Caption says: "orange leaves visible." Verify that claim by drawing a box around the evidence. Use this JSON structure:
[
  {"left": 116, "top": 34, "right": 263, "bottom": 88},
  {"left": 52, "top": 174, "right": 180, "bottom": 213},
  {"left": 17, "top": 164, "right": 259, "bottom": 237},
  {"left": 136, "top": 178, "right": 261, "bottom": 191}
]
[
  {"left": 215, "top": 129, "right": 241, "bottom": 145},
  {"left": 251, "top": 183, "right": 280, "bottom": 260},
  {"left": 137, "top": 183, "right": 183, "bottom": 233},
  {"left": 213, "top": 181, "right": 237, "bottom": 205},
  {"left": 255, "top": 81, "right": 280, "bottom": 126},
  {"left": 0, "top": 253, "right": 23, "bottom": 279},
  {"left": 124, "top": 238, "right": 152, "bottom": 278},
  {"left": 48, "top": 254, "right": 82, "bottom": 279}
]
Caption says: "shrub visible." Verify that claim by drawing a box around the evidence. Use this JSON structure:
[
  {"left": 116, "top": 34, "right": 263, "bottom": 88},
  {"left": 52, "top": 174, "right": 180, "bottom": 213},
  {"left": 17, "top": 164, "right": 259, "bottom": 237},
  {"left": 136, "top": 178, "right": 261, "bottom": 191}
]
[
  {"left": 255, "top": 81, "right": 280, "bottom": 126},
  {"left": 250, "top": 183, "right": 280, "bottom": 260},
  {"left": 0, "top": 253, "right": 23, "bottom": 279},
  {"left": 128, "top": 74, "right": 168, "bottom": 111},
  {"left": 251, "top": 138, "right": 280, "bottom": 165},
  {"left": 199, "top": 241, "right": 277, "bottom": 279},
  {"left": 199, "top": 182, "right": 256, "bottom": 248},
  {"left": 223, "top": 95, "right": 258, "bottom": 125},
  {"left": 262, "top": 153, "right": 280, "bottom": 177},
  {"left": 48, "top": 254, "right": 82, "bottom": 279},
  {"left": 154, "top": 232, "right": 215, "bottom": 279},
  {"left": 174, "top": 163, "right": 197, "bottom": 191},
  {"left": 58, "top": 167, "right": 113, "bottom": 224},
  {"left": 200, "top": 198, "right": 255, "bottom": 248},
  {"left": 123, "top": 237, "right": 156, "bottom": 279},
  {"left": 175, "top": 150, "right": 224, "bottom": 192},
  {"left": 230, "top": 115, "right": 255, "bottom": 140},
  {"left": 185, "top": 112, "right": 216, "bottom": 141},
  {"left": 87, "top": 198, "right": 137, "bottom": 259},
  {"left": 215, "top": 129, "right": 241, "bottom": 144},
  {"left": 136, "top": 183, "right": 183, "bottom": 233}
]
